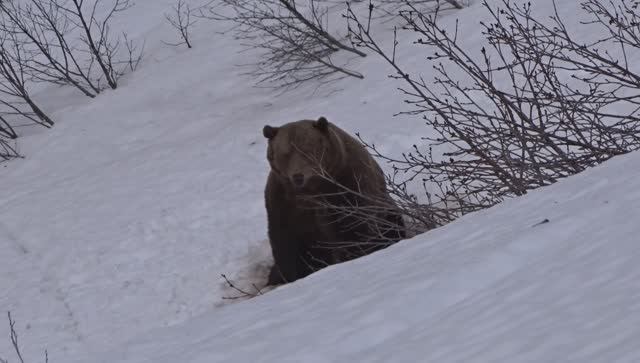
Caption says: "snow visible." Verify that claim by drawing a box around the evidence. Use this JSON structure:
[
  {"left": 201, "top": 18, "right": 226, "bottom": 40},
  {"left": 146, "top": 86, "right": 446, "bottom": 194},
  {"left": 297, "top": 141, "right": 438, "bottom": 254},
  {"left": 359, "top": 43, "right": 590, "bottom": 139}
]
[
  {"left": 102, "top": 149, "right": 640, "bottom": 363},
  {"left": 1, "top": 0, "right": 639, "bottom": 362}
]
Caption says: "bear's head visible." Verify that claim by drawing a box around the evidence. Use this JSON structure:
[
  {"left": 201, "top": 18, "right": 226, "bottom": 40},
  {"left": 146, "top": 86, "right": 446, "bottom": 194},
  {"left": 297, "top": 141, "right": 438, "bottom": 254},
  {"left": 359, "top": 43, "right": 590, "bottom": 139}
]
[{"left": 263, "top": 116, "right": 345, "bottom": 193}]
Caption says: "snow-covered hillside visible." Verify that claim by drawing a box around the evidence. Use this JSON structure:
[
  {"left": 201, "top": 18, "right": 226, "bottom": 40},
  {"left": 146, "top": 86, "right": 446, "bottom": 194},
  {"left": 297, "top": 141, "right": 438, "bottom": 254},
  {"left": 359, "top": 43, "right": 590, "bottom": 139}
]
[
  {"left": 104, "top": 130, "right": 640, "bottom": 363},
  {"left": 1, "top": 0, "right": 639, "bottom": 362}
]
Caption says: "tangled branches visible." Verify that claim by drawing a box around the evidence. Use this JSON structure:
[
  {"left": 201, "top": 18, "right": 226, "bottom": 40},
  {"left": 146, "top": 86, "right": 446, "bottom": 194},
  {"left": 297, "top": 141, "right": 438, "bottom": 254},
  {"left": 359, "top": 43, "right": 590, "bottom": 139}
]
[{"left": 346, "top": 0, "right": 640, "bottom": 218}]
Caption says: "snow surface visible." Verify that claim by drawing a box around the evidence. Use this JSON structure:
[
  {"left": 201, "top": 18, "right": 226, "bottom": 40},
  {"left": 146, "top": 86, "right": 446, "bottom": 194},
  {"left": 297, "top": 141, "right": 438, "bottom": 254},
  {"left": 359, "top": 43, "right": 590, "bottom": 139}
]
[
  {"left": 104, "top": 138, "right": 640, "bottom": 363},
  {"left": 1, "top": 0, "right": 639, "bottom": 362}
]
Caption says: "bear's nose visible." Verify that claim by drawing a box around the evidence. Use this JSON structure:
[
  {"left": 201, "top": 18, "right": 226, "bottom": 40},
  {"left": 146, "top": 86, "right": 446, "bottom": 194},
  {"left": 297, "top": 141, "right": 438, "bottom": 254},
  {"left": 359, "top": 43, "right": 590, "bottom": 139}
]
[{"left": 291, "top": 173, "right": 304, "bottom": 187}]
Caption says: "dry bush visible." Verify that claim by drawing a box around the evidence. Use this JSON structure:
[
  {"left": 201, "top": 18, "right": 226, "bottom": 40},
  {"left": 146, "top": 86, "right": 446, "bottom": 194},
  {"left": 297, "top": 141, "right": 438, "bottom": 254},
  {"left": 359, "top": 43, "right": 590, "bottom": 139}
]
[
  {"left": 164, "top": 0, "right": 197, "bottom": 49},
  {"left": 0, "top": 0, "right": 143, "bottom": 98},
  {"left": 342, "top": 0, "right": 640, "bottom": 228},
  {"left": 0, "top": 0, "right": 144, "bottom": 162},
  {"left": 199, "top": 0, "right": 366, "bottom": 91}
]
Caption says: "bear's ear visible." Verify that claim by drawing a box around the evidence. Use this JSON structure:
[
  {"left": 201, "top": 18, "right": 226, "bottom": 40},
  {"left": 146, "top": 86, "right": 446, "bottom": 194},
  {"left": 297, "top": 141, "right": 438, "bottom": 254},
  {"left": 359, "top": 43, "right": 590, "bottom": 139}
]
[
  {"left": 314, "top": 116, "right": 329, "bottom": 132},
  {"left": 263, "top": 125, "right": 278, "bottom": 139}
]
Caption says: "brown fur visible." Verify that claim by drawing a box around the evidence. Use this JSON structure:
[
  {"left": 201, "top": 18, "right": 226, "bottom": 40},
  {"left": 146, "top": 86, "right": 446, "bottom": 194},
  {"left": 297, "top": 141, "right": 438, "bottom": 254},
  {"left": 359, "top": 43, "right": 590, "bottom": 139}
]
[{"left": 263, "top": 116, "right": 406, "bottom": 285}]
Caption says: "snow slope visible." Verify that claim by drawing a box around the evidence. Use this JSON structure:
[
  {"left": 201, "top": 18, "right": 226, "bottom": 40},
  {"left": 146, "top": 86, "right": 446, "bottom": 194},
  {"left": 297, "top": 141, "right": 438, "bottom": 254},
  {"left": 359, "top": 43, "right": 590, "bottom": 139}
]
[
  {"left": 1, "top": 0, "right": 639, "bottom": 362},
  {"left": 1, "top": 0, "right": 420, "bottom": 360},
  {"left": 102, "top": 130, "right": 640, "bottom": 363}
]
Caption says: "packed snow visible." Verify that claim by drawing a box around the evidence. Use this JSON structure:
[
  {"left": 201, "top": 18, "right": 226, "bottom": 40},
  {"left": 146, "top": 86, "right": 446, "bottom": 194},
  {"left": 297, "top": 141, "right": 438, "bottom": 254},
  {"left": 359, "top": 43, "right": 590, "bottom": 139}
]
[{"left": 1, "top": 0, "right": 639, "bottom": 362}]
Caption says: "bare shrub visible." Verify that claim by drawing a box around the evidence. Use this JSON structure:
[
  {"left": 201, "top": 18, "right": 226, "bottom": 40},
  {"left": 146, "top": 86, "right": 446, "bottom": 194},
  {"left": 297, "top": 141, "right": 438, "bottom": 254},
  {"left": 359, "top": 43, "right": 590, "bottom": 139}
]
[
  {"left": 0, "top": 0, "right": 143, "bottom": 162},
  {"left": 199, "top": 0, "right": 366, "bottom": 90},
  {"left": 0, "top": 0, "right": 143, "bottom": 98},
  {"left": 61, "top": 0, "right": 140, "bottom": 90},
  {"left": 0, "top": 3, "right": 54, "bottom": 162},
  {"left": 0, "top": 134, "right": 20, "bottom": 163},
  {"left": 164, "top": 0, "right": 196, "bottom": 49},
  {"left": 0, "top": 28, "right": 54, "bottom": 128},
  {"left": 343, "top": 0, "right": 640, "bottom": 226}
]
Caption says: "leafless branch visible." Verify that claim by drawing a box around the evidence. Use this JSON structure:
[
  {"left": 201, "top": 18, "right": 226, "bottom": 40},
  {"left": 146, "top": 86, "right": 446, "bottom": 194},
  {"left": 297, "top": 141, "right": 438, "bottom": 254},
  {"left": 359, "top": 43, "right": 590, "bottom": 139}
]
[
  {"left": 164, "top": 0, "right": 197, "bottom": 48},
  {"left": 0, "top": 312, "right": 48, "bottom": 363},
  {"left": 0, "top": 122, "right": 21, "bottom": 163},
  {"left": 0, "top": 0, "right": 143, "bottom": 162},
  {"left": 0, "top": 26, "right": 54, "bottom": 129},
  {"left": 272, "top": 146, "right": 410, "bottom": 270},
  {"left": 198, "top": 0, "right": 365, "bottom": 90},
  {"left": 220, "top": 273, "right": 263, "bottom": 300},
  {"left": 0, "top": 0, "right": 143, "bottom": 97},
  {"left": 345, "top": 0, "right": 640, "bottom": 216},
  {"left": 57, "top": 0, "right": 138, "bottom": 90},
  {"left": 4, "top": 311, "right": 25, "bottom": 363}
]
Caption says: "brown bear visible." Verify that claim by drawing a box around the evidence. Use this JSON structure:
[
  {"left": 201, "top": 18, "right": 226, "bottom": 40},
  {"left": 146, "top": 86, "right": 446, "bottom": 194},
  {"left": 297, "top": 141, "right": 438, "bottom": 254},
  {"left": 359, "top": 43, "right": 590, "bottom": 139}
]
[{"left": 262, "top": 116, "right": 406, "bottom": 286}]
